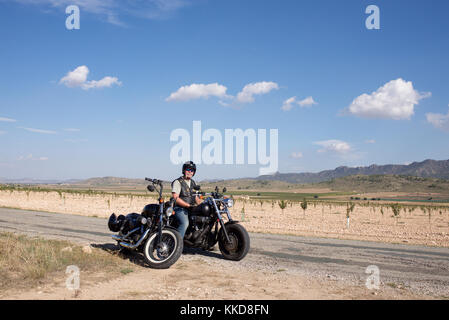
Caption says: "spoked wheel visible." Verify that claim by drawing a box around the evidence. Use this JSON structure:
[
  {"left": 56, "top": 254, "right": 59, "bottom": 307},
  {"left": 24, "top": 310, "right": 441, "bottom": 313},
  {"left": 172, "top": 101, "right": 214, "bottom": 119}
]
[
  {"left": 218, "top": 223, "right": 250, "bottom": 261},
  {"left": 143, "top": 229, "right": 183, "bottom": 269}
]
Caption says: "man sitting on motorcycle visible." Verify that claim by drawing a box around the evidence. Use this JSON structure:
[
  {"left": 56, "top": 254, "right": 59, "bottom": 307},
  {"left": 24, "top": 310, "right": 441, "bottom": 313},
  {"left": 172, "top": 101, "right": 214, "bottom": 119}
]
[{"left": 171, "top": 161, "right": 202, "bottom": 238}]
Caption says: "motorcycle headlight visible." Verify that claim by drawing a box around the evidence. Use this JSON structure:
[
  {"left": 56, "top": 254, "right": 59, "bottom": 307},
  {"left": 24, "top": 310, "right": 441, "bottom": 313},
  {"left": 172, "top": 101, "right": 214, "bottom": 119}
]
[
  {"left": 224, "top": 198, "right": 234, "bottom": 208},
  {"left": 165, "top": 207, "right": 174, "bottom": 217}
]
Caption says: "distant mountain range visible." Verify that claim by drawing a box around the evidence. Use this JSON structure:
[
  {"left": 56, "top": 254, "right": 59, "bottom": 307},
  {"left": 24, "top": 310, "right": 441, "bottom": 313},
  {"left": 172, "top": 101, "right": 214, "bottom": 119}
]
[
  {"left": 0, "top": 178, "right": 82, "bottom": 185},
  {"left": 257, "top": 159, "right": 449, "bottom": 184},
  {"left": 2, "top": 159, "right": 449, "bottom": 186},
  {"left": 76, "top": 176, "right": 147, "bottom": 186}
]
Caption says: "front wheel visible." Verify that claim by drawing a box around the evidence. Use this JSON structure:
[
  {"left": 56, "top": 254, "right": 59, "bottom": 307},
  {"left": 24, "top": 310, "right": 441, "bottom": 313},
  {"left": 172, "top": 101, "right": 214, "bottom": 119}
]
[
  {"left": 218, "top": 223, "right": 250, "bottom": 261},
  {"left": 143, "top": 228, "right": 183, "bottom": 269}
]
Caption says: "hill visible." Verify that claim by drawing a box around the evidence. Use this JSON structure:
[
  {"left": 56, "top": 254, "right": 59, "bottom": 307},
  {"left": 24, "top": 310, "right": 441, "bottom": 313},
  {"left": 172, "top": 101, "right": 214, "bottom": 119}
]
[
  {"left": 257, "top": 159, "right": 449, "bottom": 184},
  {"left": 76, "top": 176, "right": 148, "bottom": 186},
  {"left": 316, "top": 174, "right": 449, "bottom": 193}
]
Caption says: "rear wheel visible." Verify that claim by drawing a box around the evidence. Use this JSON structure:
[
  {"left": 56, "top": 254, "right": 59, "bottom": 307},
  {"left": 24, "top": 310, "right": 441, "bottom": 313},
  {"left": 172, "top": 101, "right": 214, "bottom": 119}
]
[
  {"left": 143, "top": 229, "right": 183, "bottom": 269},
  {"left": 218, "top": 223, "right": 250, "bottom": 261}
]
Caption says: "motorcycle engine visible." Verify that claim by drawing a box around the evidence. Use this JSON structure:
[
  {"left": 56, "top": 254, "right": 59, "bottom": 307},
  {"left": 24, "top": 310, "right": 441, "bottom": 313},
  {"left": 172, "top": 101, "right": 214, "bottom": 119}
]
[{"left": 120, "top": 213, "right": 142, "bottom": 234}]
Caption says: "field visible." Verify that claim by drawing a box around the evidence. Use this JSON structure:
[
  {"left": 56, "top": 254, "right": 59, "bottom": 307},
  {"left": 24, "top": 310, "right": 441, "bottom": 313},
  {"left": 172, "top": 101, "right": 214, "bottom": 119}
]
[{"left": 1, "top": 183, "right": 448, "bottom": 247}]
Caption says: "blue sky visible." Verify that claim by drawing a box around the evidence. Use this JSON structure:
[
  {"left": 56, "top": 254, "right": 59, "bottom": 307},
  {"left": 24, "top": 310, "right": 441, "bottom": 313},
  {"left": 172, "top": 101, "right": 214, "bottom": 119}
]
[{"left": 0, "top": 0, "right": 449, "bottom": 181}]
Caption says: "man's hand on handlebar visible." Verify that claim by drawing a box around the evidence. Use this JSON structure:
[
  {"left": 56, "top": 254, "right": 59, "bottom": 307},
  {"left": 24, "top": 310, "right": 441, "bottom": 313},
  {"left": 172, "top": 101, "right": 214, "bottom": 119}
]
[{"left": 172, "top": 193, "right": 191, "bottom": 209}]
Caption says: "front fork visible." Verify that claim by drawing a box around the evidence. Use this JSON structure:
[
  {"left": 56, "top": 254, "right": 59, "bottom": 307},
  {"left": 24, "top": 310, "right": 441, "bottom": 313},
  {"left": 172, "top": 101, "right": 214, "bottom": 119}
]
[
  {"left": 211, "top": 199, "right": 233, "bottom": 243},
  {"left": 156, "top": 212, "right": 163, "bottom": 246}
]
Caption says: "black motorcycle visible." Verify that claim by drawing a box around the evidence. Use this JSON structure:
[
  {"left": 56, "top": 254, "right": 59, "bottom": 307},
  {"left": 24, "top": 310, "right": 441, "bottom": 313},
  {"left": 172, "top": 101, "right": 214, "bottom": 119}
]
[
  {"left": 108, "top": 178, "right": 183, "bottom": 269},
  {"left": 169, "top": 185, "right": 250, "bottom": 261}
]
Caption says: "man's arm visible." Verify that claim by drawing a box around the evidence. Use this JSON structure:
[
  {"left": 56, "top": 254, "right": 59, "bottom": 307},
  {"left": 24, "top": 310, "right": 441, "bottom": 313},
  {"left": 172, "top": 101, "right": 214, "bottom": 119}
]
[
  {"left": 171, "top": 180, "right": 191, "bottom": 208},
  {"left": 172, "top": 192, "right": 192, "bottom": 208}
]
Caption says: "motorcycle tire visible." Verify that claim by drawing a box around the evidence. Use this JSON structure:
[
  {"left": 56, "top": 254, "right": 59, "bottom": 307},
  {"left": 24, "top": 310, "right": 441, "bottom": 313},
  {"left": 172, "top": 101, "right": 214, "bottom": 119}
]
[
  {"left": 143, "top": 228, "right": 183, "bottom": 269},
  {"left": 218, "top": 223, "right": 250, "bottom": 261}
]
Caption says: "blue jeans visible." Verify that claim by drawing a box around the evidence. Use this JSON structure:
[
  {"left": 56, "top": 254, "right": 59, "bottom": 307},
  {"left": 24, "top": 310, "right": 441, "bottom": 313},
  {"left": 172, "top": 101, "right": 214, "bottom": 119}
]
[{"left": 173, "top": 207, "right": 189, "bottom": 239}]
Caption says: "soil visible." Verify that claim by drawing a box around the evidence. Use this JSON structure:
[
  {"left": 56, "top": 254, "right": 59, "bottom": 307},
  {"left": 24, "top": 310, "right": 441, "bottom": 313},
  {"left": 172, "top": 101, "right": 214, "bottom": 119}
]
[{"left": 1, "top": 252, "right": 429, "bottom": 300}]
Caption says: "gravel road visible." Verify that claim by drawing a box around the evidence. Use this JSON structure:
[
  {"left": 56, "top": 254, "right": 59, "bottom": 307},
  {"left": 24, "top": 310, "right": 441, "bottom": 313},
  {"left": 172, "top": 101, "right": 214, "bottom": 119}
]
[{"left": 1, "top": 207, "right": 448, "bottom": 297}]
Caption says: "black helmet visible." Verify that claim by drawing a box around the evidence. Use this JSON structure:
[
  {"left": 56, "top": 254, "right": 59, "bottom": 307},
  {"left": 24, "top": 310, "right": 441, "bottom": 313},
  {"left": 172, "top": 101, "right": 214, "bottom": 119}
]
[
  {"left": 182, "top": 161, "right": 196, "bottom": 176},
  {"left": 108, "top": 213, "right": 125, "bottom": 232}
]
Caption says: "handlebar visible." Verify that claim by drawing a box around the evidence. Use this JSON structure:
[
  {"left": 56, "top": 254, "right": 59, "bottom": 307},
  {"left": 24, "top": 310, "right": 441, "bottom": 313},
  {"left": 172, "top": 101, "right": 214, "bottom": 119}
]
[
  {"left": 192, "top": 191, "right": 229, "bottom": 199},
  {"left": 145, "top": 178, "right": 229, "bottom": 199},
  {"left": 145, "top": 178, "right": 164, "bottom": 199},
  {"left": 145, "top": 177, "right": 163, "bottom": 185}
]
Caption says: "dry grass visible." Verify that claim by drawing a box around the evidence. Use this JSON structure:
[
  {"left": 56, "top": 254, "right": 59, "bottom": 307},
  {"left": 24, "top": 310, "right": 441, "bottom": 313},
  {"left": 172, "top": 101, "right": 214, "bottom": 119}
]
[{"left": 0, "top": 232, "right": 133, "bottom": 292}]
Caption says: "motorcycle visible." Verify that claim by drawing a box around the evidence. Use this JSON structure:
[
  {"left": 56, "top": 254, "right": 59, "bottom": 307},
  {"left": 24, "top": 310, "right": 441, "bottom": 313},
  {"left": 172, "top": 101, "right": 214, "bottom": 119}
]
[
  {"left": 169, "top": 185, "right": 250, "bottom": 261},
  {"left": 107, "top": 178, "right": 183, "bottom": 269}
]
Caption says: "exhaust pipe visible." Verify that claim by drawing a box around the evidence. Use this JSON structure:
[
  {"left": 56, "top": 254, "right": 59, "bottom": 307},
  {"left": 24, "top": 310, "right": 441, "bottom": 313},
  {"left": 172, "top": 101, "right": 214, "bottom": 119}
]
[
  {"left": 115, "top": 229, "right": 150, "bottom": 250},
  {"left": 119, "top": 242, "right": 137, "bottom": 249},
  {"left": 112, "top": 235, "right": 122, "bottom": 242}
]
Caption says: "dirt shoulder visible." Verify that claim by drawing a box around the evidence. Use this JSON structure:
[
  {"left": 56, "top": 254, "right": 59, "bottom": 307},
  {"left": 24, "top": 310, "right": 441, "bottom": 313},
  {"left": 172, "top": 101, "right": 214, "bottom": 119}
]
[{"left": 2, "top": 249, "right": 431, "bottom": 300}]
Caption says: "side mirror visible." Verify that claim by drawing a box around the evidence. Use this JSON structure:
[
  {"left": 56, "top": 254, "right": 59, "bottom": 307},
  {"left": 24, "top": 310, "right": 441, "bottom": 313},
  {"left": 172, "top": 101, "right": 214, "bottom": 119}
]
[
  {"left": 222, "top": 187, "right": 227, "bottom": 193},
  {"left": 147, "top": 185, "right": 155, "bottom": 192},
  {"left": 194, "top": 185, "right": 201, "bottom": 191}
]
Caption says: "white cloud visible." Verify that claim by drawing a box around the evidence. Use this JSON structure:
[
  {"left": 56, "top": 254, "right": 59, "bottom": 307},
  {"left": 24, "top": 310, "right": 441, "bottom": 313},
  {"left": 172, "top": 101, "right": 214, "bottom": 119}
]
[
  {"left": 426, "top": 106, "right": 449, "bottom": 132},
  {"left": 167, "top": 81, "right": 278, "bottom": 106},
  {"left": 298, "top": 96, "right": 318, "bottom": 107},
  {"left": 64, "top": 128, "right": 81, "bottom": 132},
  {"left": 314, "top": 140, "right": 351, "bottom": 154},
  {"left": 59, "top": 65, "right": 121, "bottom": 90},
  {"left": 82, "top": 76, "right": 122, "bottom": 90},
  {"left": 281, "top": 97, "right": 296, "bottom": 111},
  {"left": 0, "top": 117, "right": 16, "bottom": 122},
  {"left": 17, "top": 154, "right": 48, "bottom": 161},
  {"left": 290, "top": 152, "right": 303, "bottom": 159},
  {"left": 365, "top": 139, "right": 376, "bottom": 144},
  {"left": 344, "top": 78, "right": 430, "bottom": 120},
  {"left": 60, "top": 65, "right": 88, "bottom": 88},
  {"left": 10, "top": 0, "right": 190, "bottom": 25},
  {"left": 0, "top": 130, "right": 6, "bottom": 135},
  {"left": 281, "top": 96, "right": 318, "bottom": 111},
  {"left": 236, "top": 81, "right": 279, "bottom": 103},
  {"left": 121, "top": 0, "right": 190, "bottom": 20},
  {"left": 166, "top": 83, "right": 229, "bottom": 102},
  {"left": 19, "top": 127, "right": 57, "bottom": 134},
  {"left": 218, "top": 100, "right": 230, "bottom": 107}
]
